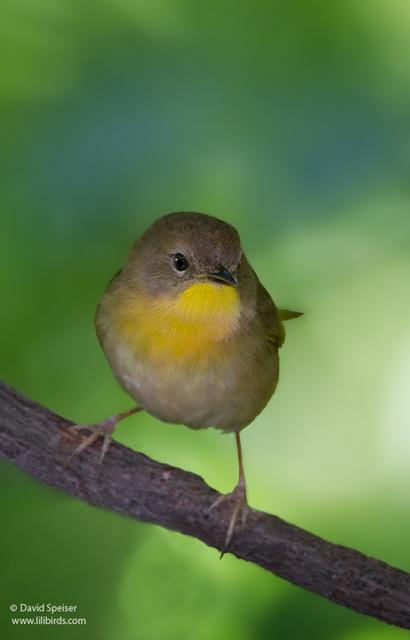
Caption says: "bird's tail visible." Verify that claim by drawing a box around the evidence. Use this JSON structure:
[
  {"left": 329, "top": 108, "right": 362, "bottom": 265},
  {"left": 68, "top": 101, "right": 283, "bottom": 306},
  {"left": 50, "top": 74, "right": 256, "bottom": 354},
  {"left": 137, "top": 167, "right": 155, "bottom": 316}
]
[{"left": 279, "top": 309, "right": 304, "bottom": 321}]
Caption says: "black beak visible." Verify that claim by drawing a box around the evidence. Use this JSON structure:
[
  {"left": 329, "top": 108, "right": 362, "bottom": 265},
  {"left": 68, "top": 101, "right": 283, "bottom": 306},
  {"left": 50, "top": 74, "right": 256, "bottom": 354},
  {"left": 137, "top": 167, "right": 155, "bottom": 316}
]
[{"left": 207, "top": 265, "right": 237, "bottom": 287}]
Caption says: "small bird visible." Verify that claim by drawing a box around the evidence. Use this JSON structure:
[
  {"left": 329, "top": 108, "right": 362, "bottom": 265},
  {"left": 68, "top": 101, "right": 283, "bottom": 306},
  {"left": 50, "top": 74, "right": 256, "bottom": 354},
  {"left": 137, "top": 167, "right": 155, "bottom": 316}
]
[{"left": 67, "top": 212, "right": 302, "bottom": 552}]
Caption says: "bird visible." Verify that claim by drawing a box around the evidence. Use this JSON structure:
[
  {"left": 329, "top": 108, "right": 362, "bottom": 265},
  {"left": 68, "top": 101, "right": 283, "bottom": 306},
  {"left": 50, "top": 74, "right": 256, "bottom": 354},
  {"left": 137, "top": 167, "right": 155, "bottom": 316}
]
[{"left": 66, "top": 211, "right": 302, "bottom": 552}]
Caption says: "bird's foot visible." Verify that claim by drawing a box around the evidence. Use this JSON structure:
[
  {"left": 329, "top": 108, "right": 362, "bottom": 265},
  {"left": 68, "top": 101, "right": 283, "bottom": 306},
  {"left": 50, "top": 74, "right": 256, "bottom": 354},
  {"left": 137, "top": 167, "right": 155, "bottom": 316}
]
[
  {"left": 64, "top": 416, "right": 118, "bottom": 467},
  {"left": 208, "top": 480, "right": 249, "bottom": 557}
]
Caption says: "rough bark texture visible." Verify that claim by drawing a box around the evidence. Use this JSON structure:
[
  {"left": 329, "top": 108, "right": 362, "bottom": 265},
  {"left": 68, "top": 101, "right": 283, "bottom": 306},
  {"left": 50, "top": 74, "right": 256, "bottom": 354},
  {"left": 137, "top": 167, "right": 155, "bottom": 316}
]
[{"left": 1, "top": 380, "right": 410, "bottom": 629}]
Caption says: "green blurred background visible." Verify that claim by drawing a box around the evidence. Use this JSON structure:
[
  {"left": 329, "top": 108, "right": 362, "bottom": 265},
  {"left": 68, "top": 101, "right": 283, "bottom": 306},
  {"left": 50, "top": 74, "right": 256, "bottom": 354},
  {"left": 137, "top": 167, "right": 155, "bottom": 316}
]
[{"left": 1, "top": 0, "right": 410, "bottom": 638}]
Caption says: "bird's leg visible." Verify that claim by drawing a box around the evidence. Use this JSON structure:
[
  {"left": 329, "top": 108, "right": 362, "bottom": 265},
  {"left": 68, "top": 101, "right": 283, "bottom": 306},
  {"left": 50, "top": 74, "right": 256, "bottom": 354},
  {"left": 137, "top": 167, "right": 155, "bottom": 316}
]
[
  {"left": 209, "top": 432, "right": 249, "bottom": 556},
  {"left": 64, "top": 406, "right": 143, "bottom": 466}
]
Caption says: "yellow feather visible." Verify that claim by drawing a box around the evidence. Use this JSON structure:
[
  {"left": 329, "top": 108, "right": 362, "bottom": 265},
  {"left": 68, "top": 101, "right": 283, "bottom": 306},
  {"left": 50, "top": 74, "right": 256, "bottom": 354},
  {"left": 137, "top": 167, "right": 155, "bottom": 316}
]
[{"left": 115, "top": 282, "right": 241, "bottom": 359}]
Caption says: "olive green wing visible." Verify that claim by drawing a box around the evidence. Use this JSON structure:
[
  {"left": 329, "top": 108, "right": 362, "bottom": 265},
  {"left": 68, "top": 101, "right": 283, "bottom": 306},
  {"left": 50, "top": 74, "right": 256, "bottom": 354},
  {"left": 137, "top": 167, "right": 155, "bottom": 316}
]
[
  {"left": 256, "top": 281, "right": 303, "bottom": 348},
  {"left": 255, "top": 282, "right": 285, "bottom": 348}
]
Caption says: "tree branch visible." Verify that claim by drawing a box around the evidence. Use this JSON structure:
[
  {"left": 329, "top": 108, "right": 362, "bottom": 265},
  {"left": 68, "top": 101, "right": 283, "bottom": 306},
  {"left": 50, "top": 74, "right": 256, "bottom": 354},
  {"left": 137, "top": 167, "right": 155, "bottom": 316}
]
[{"left": 1, "top": 381, "right": 409, "bottom": 629}]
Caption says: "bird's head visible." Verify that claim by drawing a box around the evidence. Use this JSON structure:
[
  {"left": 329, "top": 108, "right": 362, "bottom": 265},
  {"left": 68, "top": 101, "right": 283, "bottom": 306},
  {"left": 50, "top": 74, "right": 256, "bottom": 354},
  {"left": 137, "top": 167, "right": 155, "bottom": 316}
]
[{"left": 126, "top": 211, "right": 243, "bottom": 299}]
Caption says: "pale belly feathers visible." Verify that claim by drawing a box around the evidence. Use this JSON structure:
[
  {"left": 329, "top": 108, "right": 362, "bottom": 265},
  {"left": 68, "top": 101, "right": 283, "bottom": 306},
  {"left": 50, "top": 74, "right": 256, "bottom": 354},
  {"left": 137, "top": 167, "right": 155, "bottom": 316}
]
[
  {"left": 97, "top": 282, "right": 279, "bottom": 432},
  {"left": 105, "top": 330, "right": 278, "bottom": 432}
]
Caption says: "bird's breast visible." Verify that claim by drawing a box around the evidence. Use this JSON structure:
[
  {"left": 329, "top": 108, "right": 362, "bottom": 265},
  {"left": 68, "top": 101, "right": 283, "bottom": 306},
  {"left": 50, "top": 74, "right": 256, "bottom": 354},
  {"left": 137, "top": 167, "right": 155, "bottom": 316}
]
[{"left": 114, "top": 282, "right": 241, "bottom": 361}]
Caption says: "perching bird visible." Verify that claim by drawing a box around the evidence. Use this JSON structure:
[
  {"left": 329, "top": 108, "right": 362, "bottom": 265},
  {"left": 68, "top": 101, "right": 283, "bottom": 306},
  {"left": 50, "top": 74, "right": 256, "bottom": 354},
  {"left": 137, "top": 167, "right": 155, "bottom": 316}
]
[{"left": 67, "top": 212, "right": 302, "bottom": 552}]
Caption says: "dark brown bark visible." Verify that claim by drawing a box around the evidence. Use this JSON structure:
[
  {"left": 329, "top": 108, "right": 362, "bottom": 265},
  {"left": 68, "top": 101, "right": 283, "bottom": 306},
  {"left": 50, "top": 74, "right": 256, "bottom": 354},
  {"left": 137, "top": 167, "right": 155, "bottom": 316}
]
[{"left": 1, "top": 380, "right": 410, "bottom": 629}]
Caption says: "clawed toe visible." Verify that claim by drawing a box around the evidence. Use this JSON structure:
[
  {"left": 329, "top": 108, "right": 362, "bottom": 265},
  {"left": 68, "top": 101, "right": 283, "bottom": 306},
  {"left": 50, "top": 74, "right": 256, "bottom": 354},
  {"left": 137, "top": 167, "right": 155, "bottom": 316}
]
[
  {"left": 62, "top": 407, "right": 142, "bottom": 468},
  {"left": 208, "top": 481, "right": 249, "bottom": 556},
  {"left": 64, "top": 418, "right": 116, "bottom": 467}
]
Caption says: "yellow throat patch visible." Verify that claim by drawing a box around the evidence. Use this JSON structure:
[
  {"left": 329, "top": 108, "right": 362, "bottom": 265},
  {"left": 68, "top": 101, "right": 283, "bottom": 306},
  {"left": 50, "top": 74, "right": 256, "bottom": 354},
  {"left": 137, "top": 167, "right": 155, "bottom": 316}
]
[{"left": 116, "top": 282, "right": 241, "bottom": 359}]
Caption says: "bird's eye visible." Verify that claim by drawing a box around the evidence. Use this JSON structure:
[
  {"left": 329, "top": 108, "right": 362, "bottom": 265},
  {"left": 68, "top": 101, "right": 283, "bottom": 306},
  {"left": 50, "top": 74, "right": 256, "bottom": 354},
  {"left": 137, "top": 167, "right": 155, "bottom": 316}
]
[{"left": 173, "top": 253, "right": 189, "bottom": 272}]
